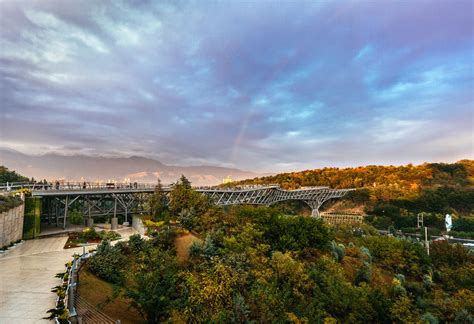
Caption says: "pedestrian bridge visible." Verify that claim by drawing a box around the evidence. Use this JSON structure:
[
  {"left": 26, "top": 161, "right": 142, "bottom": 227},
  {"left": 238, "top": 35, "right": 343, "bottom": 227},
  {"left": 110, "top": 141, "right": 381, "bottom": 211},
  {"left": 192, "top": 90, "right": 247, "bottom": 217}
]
[{"left": 1, "top": 182, "right": 354, "bottom": 228}]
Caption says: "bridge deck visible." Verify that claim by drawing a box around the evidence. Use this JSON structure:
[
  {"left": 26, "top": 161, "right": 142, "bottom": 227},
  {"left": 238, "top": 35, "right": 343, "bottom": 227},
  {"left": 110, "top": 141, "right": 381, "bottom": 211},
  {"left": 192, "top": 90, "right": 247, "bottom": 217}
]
[
  {"left": 31, "top": 187, "right": 159, "bottom": 196},
  {"left": 2, "top": 182, "right": 354, "bottom": 223},
  {"left": 27, "top": 185, "right": 333, "bottom": 197}
]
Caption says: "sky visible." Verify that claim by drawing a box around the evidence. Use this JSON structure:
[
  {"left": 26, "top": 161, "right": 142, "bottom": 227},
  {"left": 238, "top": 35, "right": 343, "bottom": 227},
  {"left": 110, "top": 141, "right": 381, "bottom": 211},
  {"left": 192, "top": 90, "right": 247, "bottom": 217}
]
[{"left": 0, "top": 0, "right": 473, "bottom": 173}]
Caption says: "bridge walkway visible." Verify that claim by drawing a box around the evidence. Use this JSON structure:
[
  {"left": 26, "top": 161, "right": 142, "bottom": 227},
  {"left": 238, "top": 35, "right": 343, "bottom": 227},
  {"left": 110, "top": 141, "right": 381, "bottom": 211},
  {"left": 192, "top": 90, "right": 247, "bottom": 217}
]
[{"left": 0, "top": 227, "right": 137, "bottom": 323}]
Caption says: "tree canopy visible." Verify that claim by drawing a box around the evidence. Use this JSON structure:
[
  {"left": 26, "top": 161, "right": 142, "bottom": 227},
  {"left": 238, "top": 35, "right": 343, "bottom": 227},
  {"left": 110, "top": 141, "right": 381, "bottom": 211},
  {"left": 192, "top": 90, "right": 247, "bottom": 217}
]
[
  {"left": 83, "top": 175, "right": 474, "bottom": 323},
  {"left": 0, "top": 166, "right": 29, "bottom": 183}
]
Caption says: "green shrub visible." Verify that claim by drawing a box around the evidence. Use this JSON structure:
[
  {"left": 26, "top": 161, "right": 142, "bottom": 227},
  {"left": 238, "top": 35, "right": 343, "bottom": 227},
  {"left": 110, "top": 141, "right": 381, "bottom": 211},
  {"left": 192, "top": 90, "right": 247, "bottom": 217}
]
[
  {"left": 177, "top": 208, "right": 196, "bottom": 231},
  {"left": 189, "top": 241, "right": 202, "bottom": 258},
  {"left": 450, "top": 230, "right": 474, "bottom": 239},
  {"left": 355, "top": 263, "right": 372, "bottom": 285},
  {"left": 100, "top": 231, "right": 121, "bottom": 241},
  {"left": 454, "top": 309, "right": 473, "bottom": 323},
  {"left": 258, "top": 214, "right": 334, "bottom": 251},
  {"left": 331, "top": 241, "right": 345, "bottom": 263},
  {"left": 358, "top": 235, "right": 430, "bottom": 277},
  {"left": 453, "top": 217, "right": 474, "bottom": 232},
  {"left": 0, "top": 195, "right": 23, "bottom": 213},
  {"left": 201, "top": 235, "right": 218, "bottom": 260},
  {"left": 128, "top": 234, "right": 146, "bottom": 254},
  {"left": 430, "top": 241, "right": 472, "bottom": 267},
  {"left": 88, "top": 240, "right": 128, "bottom": 284},
  {"left": 421, "top": 312, "right": 439, "bottom": 324},
  {"left": 150, "top": 228, "right": 178, "bottom": 251},
  {"left": 79, "top": 227, "right": 100, "bottom": 241},
  {"left": 69, "top": 210, "right": 84, "bottom": 225}
]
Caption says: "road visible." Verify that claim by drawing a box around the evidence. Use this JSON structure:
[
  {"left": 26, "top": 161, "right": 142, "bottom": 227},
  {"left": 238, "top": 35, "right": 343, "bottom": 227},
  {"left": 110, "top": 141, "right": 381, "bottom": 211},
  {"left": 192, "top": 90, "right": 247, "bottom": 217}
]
[{"left": 377, "top": 229, "right": 474, "bottom": 244}]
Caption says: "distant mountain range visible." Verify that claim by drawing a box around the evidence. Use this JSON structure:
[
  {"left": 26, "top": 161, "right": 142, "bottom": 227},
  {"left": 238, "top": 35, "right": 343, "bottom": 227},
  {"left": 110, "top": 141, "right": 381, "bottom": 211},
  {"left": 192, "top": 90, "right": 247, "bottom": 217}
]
[{"left": 0, "top": 149, "right": 262, "bottom": 186}]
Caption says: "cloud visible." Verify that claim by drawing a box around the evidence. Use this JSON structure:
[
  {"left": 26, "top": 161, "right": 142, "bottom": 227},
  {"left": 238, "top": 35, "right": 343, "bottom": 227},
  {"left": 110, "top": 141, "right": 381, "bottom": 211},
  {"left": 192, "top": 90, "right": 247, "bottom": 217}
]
[{"left": 0, "top": 0, "right": 472, "bottom": 172}]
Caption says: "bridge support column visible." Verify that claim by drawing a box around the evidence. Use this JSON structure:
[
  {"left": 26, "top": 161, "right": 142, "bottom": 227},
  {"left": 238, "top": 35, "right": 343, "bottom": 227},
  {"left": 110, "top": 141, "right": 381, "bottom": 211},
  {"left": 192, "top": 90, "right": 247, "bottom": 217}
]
[
  {"left": 63, "top": 196, "right": 68, "bottom": 229},
  {"left": 48, "top": 199, "right": 52, "bottom": 225},
  {"left": 111, "top": 217, "right": 118, "bottom": 230},
  {"left": 56, "top": 200, "right": 59, "bottom": 227},
  {"left": 111, "top": 197, "right": 118, "bottom": 230},
  {"left": 87, "top": 205, "right": 93, "bottom": 227},
  {"left": 305, "top": 200, "right": 322, "bottom": 218}
]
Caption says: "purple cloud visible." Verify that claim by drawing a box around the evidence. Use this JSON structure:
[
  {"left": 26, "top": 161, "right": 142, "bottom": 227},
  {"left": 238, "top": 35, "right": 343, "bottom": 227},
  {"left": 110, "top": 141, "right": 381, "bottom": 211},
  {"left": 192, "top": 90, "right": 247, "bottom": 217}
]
[{"left": 0, "top": 0, "right": 472, "bottom": 172}]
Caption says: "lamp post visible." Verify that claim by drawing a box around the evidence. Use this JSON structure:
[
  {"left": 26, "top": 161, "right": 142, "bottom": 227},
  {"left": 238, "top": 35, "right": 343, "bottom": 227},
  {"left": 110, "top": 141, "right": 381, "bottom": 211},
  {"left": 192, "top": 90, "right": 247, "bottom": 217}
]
[{"left": 424, "top": 226, "right": 429, "bottom": 256}]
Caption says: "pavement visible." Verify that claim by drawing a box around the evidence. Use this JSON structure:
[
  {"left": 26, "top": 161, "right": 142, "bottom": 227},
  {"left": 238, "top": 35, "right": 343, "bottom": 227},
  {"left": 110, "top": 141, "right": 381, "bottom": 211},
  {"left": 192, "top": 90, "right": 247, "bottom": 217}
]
[
  {"left": 0, "top": 227, "right": 138, "bottom": 323},
  {"left": 38, "top": 224, "right": 86, "bottom": 238}
]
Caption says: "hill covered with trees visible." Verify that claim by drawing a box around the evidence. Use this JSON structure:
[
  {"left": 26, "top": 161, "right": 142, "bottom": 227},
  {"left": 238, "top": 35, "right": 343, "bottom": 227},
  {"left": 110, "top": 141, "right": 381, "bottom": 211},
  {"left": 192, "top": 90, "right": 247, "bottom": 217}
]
[
  {"left": 0, "top": 165, "right": 30, "bottom": 183},
  {"left": 229, "top": 160, "right": 473, "bottom": 204},
  {"left": 229, "top": 161, "right": 474, "bottom": 236},
  {"left": 78, "top": 176, "right": 473, "bottom": 323}
]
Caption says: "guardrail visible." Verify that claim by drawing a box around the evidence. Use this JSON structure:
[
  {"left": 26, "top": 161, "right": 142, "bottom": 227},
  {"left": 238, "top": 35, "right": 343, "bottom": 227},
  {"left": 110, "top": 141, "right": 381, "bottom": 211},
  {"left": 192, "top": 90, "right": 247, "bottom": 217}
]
[
  {"left": 55, "top": 250, "right": 121, "bottom": 324},
  {"left": 1, "top": 181, "right": 293, "bottom": 192},
  {"left": 0, "top": 182, "right": 160, "bottom": 192},
  {"left": 53, "top": 253, "right": 86, "bottom": 324},
  {"left": 321, "top": 212, "right": 366, "bottom": 216}
]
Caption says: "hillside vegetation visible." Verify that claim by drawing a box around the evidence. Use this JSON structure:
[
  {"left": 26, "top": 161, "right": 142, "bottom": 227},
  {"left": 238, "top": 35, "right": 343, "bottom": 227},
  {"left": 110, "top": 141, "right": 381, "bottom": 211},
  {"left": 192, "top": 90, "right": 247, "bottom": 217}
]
[
  {"left": 230, "top": 161, "right": 474, "bottom": 236},
  {"left": 230, "top": 160, "right": 473, "bottom": 203},
  {"left": 0, "top": 166, "right": 26, "bottom": 213},
  {"left": 0, "top": 165, "right": 30, "bottom": 183},
  {"left": 82, "top": 176, "right": 474, "bottom": 323}
]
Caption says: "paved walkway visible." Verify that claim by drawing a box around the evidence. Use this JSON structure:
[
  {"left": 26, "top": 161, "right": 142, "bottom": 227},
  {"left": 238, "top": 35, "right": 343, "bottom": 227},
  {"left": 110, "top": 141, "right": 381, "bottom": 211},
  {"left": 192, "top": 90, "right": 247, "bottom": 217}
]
[{"left": 0, "top": 227, "right": 137, "bottom": 323}]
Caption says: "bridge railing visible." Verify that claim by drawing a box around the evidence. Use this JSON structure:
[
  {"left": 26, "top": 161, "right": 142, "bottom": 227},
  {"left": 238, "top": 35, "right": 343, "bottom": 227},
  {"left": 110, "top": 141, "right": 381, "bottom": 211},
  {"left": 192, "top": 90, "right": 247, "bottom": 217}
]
[
  {"left": 1, "top": 182, "right": 284, "bottom": 192},
  {"left": 0, "top": 181, "right": 160, "bottom": 192},
  {"left": 195, "top": 184, "right": 279, "bottom": 191}
]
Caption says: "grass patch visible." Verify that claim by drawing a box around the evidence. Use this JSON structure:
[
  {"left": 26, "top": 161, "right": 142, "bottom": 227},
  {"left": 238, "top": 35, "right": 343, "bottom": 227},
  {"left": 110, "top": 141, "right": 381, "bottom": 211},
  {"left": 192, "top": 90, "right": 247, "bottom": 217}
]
[
  {"left": 0, "top": 195, "right": 23, "bottom": 213},
  {"left": 175, "top": 232, "right": 201, "bottom": 262},
  {"left": 78, "top": 267, "right": 145, "bottom": 324}
]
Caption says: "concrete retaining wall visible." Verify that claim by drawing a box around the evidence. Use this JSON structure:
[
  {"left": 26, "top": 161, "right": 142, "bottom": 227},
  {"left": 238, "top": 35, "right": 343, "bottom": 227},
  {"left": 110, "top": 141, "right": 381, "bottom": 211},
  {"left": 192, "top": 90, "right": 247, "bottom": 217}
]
[
  {"left": 320, "top": 212, "right": 364, "bottom": 225},
  {"left": 0, "top": 203, "right": 25, "bottom": 248},
  {"left": 132, "top": 215, "right": 145, "bottom": 235}
]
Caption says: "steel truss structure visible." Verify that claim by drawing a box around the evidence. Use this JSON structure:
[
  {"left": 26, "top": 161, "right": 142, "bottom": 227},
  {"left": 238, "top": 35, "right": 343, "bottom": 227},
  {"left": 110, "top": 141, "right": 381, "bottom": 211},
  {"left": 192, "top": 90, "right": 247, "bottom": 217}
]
[
  {"left": 200, "top": 186, "right": 353, "bottom": 217},
  {"left": 41, "top": 191, "right": 151, "bottom": 228},
  {"left": 7, "top": 183, "right": 354, "bottom": 227}
]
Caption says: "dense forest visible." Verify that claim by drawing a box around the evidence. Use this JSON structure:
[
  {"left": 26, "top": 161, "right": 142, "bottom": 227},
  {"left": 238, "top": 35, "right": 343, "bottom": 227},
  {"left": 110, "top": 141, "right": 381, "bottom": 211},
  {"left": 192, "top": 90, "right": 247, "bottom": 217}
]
[
  {"left": 82, "top": 176, "right": 473, "bottom": 323},
  {"left": 230, "top": 160, "right": 474, "bottom": 193},
  {"left": 229, "top": 161, "right": 474, "bottom": 237}
]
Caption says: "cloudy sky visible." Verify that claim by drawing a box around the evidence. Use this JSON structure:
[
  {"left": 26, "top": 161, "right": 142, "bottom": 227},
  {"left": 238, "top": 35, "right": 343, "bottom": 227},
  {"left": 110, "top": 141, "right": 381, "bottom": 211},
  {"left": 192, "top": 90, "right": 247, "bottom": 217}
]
[{"left": 0, "top": 0, "right": 473, "bottom": 172}]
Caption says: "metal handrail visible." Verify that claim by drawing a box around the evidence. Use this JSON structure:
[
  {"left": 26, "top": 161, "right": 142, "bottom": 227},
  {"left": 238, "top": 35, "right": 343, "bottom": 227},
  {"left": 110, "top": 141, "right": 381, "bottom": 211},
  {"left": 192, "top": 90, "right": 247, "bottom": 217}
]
[
  {"left": 0, "top": 181, "right": 304, "bottom": 192},
  {"left": 0, "top": 182, "right": 160, "bottom": 191},
  {"left": 66, "top": 251, "right": 97, "bottom": 321}
]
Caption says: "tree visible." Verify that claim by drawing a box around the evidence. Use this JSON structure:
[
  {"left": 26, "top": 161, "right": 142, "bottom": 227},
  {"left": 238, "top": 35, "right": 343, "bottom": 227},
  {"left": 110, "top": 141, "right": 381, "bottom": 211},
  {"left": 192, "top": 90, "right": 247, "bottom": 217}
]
[
  {"left": 390, "top": 295, "right": 420, "bottom": 323},
  {"left": 258, "top": 213, "right": 334, "bottom": 251},
  {"left": 149, "top": 179, "right": 169, "bottom": 221},
  {"left": 88, "top": 240, "right": 128, "bottom": 284},
  {"left": 68, "top": 209, "right": 84, "bottom": 225},
  {"left": 177, "top": 208, "right": 196, "bottom": 231},
  {"left": 125, "top": 249, "right": 179, "bottom": 323},
  {"left": 0, "top": 166, "right": 29, "bottom": 183},
  {"left": 169, "top": 175, "right": 209, "bottom": 216},
  {"left": 228, "top": 161, "right": 474, "bottom": 216},
  {"left": 181, "top": 261, "right": 238, "bottom": 322}
]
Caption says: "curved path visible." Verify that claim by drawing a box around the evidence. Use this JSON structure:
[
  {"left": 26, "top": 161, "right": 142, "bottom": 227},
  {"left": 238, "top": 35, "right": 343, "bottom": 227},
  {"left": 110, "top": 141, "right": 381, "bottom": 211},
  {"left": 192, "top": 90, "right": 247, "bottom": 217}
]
[{"left": 0, "top": 227, "right": 137, "bottom": 323}]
